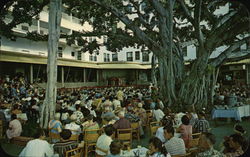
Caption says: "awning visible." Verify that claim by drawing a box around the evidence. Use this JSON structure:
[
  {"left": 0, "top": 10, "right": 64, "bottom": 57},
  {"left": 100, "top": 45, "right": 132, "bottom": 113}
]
[
  {"left": 225, "top": 59, "right": 250, "bottom": 65},
  {"left": 97, "top": 62, "right": 151, "bottom": 69},
  {"left": 0, "top": 50, "right": 98, "bottom": 68},
  {"left": 0, "top": 50, "right": 152, "bottom": 69}
]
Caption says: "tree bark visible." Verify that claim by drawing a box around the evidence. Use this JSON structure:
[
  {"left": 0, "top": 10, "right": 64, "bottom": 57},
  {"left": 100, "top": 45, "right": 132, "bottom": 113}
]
[{"left": 40, "top": 0, "right": 62, "bottom": 129}]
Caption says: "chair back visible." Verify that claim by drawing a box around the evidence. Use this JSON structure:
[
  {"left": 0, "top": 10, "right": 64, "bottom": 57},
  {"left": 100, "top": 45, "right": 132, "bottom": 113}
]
[
  {"left": 172, "top": 152, "right": 192, "bottom": 157},
  {"left": 65, "top": 147, "right": 82, "bottom": 157},
  {"left": 84, "top": 129, "right": 100, "bottom": 143},
  {"left": 131, "top": 122, "right": 139, "bottom": 130},
  {"left": 117, "top": 128, "right": 132, "bottom": 146},
  {"left": 150, "top": 121, "right": 160, "bottom": 136},
  {"left": 192, "top": 132, "right": 201, "bottom": 139},
  {"left": 189, "top": 133, "right": 201, "bottom": 148},
  {"left": 48, "top": 128, "right": 60, "bottom": 142},
  {"left": 69, "top": 134, "right": 79, "bottom": 141}
]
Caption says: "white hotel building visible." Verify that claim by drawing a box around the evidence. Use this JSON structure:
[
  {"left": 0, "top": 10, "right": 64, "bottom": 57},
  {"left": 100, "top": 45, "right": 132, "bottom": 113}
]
[{"left": 0, "top": 3, "right": 249, "bottom": 87}]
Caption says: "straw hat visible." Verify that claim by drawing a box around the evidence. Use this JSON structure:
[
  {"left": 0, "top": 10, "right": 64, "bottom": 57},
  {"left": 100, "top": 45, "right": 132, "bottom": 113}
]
[{"left": 138, "top": 103, "right": 143, "bottom": 108}]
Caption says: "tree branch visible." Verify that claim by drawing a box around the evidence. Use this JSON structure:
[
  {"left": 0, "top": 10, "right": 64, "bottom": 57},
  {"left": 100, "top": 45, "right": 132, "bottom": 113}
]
[
  {"left": 206, "top": 11, "right": 249, "bottom": 50},
  {"left": 177, "top": 0, "right": 195, "bottom": 25},
  {"left": 89, "top": 0, "right": 162, "bottom": 54},
  {"left": 194, "top": 0, "right": 205, "bottom": 53},
  {"left": 148, "top": 0, "right": 168, "bottom": 18},
  {"left": 210, "top": 36, "right": 250, "bottom": 67}
]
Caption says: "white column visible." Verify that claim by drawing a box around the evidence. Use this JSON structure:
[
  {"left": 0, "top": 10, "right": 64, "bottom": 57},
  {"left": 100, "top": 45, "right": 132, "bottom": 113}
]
[
  {"left": 37, "top": 20, "right": 40, "bottom": 33},
  {"left": 30, "top": 64, "right": 33, "bottom": 84},
  {"left": 83, "top": 68, "right": 86, "bottom": 82},
  {"left": 96, "top": 69, "right": 99, "bottom": 84},
  {"left": 61, "top": 66, "right": 64, "bottom": 87}
]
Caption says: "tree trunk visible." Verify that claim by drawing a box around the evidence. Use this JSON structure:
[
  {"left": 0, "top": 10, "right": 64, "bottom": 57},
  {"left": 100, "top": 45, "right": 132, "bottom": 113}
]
[
  {"left": 151, "top": 54, "right": 157, "bottom": 86},
  {"left": 40, "top": 0, "right": 62, "bottom": 129},
  {"left": 177, "top": 46, "right": 214, "bottom": 110}
]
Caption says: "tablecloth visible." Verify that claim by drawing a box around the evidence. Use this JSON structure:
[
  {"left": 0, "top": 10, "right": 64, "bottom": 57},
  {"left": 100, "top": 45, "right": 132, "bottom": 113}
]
[
  {"left": 121, "top": 147, "right": 148, "bottom": 157},
  {"left": 212, "top": 105, "right": 250, "bottom": 121}
]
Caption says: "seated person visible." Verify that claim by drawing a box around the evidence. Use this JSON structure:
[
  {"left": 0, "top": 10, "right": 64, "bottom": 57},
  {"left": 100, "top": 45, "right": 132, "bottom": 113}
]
[
  {"left": 193, "top": 111, "right": 210, "bottom": 133},
  {"left": 106, "top": 140, "right": 123, "bottom": 157},
  {"left": 223, "top": 124, "right": 246, "bottom": 154},
  {"left": 81, "top": 114, "right": 99, "bottom": 131},
  {"left": 19, "top": 128, "right": 54, "bottom": 157},
  {"left": 96, "top": 124, "right": 114, "bottom": 156},
  {"left": 6, "top": 114, "right": 22, "bottom": 140},
  {"left": 176, "top": 115, "right": 192, "bottom": 148},
  {"left": 164, "top": 125, "right": 186, "bottom": 156},
  {"left": 73, "top": 104, "right": 84, "bottom": 125},
  {"left": 196, "top": 132, "right": 224, "bottom": 157},
  {"left": 224, "top": 134, "right": 245, "bottom": 157},
  {"left": 54, "top": 129, "right": 79, "bottom": 157},
  {"left": 11, "top": 104, "right": 22, "bottom": 115},
  {"left": 113, "top": 111, "right": 131, "bottom": 130},
  {"left": 156, "top": 117, "right": 173, "bottom": 143},
  {"left": 152, "top": 105, "right": 165, "bottom": 122},
  {"left": 48, "top": 113, "right": 62, "bottom": 143},
  {"left": 146, "top": 137, "right": 171, "bottom": 157},
  {"left": 65, "top": 114, "right": 81, "bottom": 135},
  {"left": 101, "top": 107, "right": 116, "bottom": 122}
]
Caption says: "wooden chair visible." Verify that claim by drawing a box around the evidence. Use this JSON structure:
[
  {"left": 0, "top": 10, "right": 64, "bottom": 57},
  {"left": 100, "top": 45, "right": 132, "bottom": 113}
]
[
  {"left": 69, "top": 134, "right": 79, "bottom": 141},
  {"left": 131, "top": 122, "right": 140, "bottom": 141},
  {"left": 48, "top": 128, "right": 61, "bottom": 143},
  {"left": 84, "top": 129, "right": 101, "bottom": 157},
  {"left": 149, "top": 121, "right": 160, "bottom": 136},
  {"left": 95, "top": 146, "right": 108, "bottom": 156},
  {"left": 12, "top": 136, "right": 34, "bottom": 146},
  {"left": 117, "top": 128, "right": 132, "bottom": 148},
  {"left": 172, "top": 152, "right": 192, "bottom": 157},
  {"left": 187, "top": 133, "right": 202, "bottom": 153},
  {"left": 65, "top": 147, "right": 82, "bottom": 157},
  {"left": 146, "top": 110, "right": 153, "bottom": 125}
]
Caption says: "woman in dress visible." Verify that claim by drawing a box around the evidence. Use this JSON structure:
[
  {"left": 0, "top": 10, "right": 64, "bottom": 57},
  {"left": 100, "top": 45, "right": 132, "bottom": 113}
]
[{"left": 177, "top": 115, "right": 192, "bottom": 148}]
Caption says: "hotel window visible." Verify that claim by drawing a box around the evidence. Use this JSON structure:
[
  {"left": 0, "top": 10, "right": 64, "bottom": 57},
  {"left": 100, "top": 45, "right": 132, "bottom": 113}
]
[
  {"left": 112, "top": 53, "right": 118, "bottom": 61},
  {"left": 77, "top": 52, "right": 82, "bottom": 60},
  {"left": 142, "top": 51, "right": 149, "bottom": 62},
  {"left": 127, "top": 52, "right": 133, "bottom": 61},
  {"left": 104, "top": 53, "right": 107, "bottom": 62},
  {"left": 182, "top": 47, "right": 187, "bottom": 57},
  {"left": 58, "top": 47, "right": 63, "bottom": 58},
  {"left": 71, "top": 51, "right": 75, "bottom": 57},
  {"left": 89, "top": 55, "right": 93, "bottom": 61},
  {"left": 94, "top": 55, "right": 97, "bottom": 61},
  {"left": 21, "top": 25, "right": 29, "bottom": 31},
  {"left": 135, "top": 51, "right": 140, "bottom": 60},
  {"left": 107, "top": 54, "right": 110, "bottom": 62},
  {"left": 103, "top": 36, "right": 108, "bottom": 44}
]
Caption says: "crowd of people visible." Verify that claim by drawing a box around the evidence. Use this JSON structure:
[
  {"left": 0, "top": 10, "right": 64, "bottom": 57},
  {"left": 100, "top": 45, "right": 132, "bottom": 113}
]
[{"left": 0, "top": 74, "right": 249, "bottom": 157}]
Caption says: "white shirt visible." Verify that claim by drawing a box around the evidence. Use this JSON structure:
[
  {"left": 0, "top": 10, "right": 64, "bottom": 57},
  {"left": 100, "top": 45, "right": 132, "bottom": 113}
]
[
  {"left": 65, "top": 122, "right": 81, "bottom": 135},
  {"left": 165, "top": 136, "right": 186, "bottom": 155},
  {"left": 19, "top": 139, "right": 54, "bottom": 157},
  {"left": 155, "top": 127, "right": 166, "bottom": 143},
  {"left": 113, "top": 99, "right": 121, "bottom": 109},
  {"left": 153, "top": 109, "right": 165, "bottom": 122},
  {"left": 95, "top": 134, "right": 113, "bottom": 156}
]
